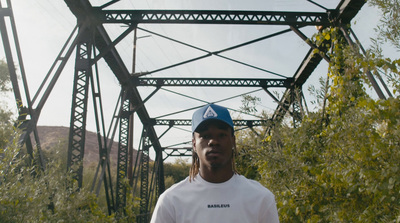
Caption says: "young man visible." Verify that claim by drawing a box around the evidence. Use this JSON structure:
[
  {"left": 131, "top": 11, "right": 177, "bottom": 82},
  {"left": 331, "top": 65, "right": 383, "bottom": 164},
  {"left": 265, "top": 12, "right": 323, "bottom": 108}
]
[{"left": 150, "top": 104, "right": 279, "bottom": 223}]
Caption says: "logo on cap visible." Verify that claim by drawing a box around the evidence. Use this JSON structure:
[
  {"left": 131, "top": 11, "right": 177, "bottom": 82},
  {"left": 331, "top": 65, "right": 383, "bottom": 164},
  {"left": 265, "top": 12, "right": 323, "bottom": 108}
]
[{"left": 203, "top": 106, "right": 218, "bottom": 119}]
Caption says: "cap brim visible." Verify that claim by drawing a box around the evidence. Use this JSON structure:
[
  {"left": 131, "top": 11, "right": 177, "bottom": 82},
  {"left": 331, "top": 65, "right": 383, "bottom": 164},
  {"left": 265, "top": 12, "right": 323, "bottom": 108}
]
[{"left": 193, "top": 119, "right": 233, "bottom": 133}]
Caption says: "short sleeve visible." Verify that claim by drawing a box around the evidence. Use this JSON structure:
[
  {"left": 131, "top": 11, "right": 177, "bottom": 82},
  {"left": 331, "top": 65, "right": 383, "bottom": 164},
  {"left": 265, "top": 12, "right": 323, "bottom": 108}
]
[
  {"left": 150, "top": 193, "right": 175, "bottom": 223},
  {"left": 259, "top": 193, "right": 280, "bottom": 223}
]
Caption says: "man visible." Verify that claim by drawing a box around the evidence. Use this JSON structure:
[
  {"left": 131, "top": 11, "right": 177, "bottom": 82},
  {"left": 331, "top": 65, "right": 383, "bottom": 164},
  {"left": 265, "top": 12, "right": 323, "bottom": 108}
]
[{"left": 150, "top": 104, "right": 279, "bottom": 223}]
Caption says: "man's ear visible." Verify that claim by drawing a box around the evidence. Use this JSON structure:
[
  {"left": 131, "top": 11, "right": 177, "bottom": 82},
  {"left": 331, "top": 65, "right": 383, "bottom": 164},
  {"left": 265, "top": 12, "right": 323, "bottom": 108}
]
[{"left": 192, "top": 137, "right": 196, "bottom": 153}]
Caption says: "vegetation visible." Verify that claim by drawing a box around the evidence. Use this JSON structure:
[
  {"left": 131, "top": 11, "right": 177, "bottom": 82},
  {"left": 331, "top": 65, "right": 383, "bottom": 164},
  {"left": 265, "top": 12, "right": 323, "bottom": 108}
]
[
  {"left": 163, "top": 158, "right": 191, "bottom": 189},
  {"left": 1, "top": 1, "right": 399, "bottom": 222},
  {"left": 0, "top": 60, "right": 118, "bottom": 222},
  {"left": 0, "top": 147, "right": 115, "bottom": 222},
  {"left": 235, "top": 1, "right": 400, "bottom": 222},
  {"left": 0, "top": 60, "right": 14, "bottom": 149}
]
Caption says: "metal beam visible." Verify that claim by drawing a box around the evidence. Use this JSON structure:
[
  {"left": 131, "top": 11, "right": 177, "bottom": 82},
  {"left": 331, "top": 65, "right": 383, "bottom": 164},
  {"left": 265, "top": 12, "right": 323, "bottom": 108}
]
[
  {"left": 163, "top": 147, "right": 192, "bottom": 157},
  {"left": 64, "top": 0, "right": 166, "bottom": 216},
  {"left": 64, "top": 0, "right": 163, "bottom": 151},
  {"left": 336, "top": 0, "right": 366, "bottom": 24},
  {"left": 115, "top": 90, "right": 131, "bottom": 213},
  {"left": 151, "top": 119, "right": 270, "bottom": 127},
  {"left": 138, "top": 125, "right": 151, "bottom": 223},
  {"left": 133, "top": 77, "right": 292, "bottom": 88},
  {"left": 97, "top": 9, "right": 332, "bottom": 26},
  {"left": 67, "top": 26, "right": 93, "bottom": 188},
  {"left": 58, "top": 0, "right": 369, "bottom": 220}
]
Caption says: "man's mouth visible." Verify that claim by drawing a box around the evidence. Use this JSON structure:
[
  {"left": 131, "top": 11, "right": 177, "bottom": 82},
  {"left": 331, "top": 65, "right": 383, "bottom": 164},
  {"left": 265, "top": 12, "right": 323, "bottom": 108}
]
[{"left": 206, "top": 150, "right": 221, "bottom": 156}]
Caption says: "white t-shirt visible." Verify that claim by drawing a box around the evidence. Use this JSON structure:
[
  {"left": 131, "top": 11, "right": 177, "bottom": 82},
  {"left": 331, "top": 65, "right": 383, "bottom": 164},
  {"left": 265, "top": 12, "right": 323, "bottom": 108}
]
[{"left": 150, "top": 174, "right": 279, "bottom": 223}]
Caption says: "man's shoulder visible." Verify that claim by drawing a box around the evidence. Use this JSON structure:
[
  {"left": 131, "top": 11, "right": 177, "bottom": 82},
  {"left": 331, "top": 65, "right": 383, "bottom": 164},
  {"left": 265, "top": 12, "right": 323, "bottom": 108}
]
[
  {"left": 161, "top": 177, "right": 192, "bottom": 196},
  {"left": 235, "top": 175, "right": 275, "bottom": 197}
]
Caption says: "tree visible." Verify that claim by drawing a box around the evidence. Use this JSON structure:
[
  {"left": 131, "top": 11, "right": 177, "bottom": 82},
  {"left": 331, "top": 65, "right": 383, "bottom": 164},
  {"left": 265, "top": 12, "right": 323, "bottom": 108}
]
[
  {"left": 0, "top": 144, "right": 117, "bottom": 222},
  {"left": 163, "top": 158, "right": 191, "bottom": 188},
  {"left": 0, "top": 60, "right": 122, "bottom": 222},
  {"left": 236, "top": 1, "right": 400, "bottom": 222},
  {"left": 369, "top": 0, "right": 400, "bottom": 51},
  {"left": 0, "top": 60, "right": 14, "bottom": 149},
  {"left": 0, "top": 59, "right": 12, "bottom": 92}
]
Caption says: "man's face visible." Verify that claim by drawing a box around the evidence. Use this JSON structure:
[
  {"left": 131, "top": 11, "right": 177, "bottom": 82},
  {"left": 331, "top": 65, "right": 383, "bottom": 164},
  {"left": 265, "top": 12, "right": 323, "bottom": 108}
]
[{"left": 192, "top": 121, "right": 236, "bottom": 172}]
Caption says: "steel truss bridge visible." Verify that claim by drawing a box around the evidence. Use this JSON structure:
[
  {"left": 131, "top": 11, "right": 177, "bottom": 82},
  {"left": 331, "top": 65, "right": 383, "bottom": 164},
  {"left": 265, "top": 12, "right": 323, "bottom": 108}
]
[{"left": 0, "top": 0, "right": 392, "bottom": 222}]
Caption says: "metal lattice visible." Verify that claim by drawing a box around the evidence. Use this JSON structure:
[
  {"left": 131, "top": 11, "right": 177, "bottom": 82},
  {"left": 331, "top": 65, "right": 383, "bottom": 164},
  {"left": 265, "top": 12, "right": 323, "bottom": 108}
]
[
  {"left": 133, "top": 77, "right": 292, "bottom": 88},
  {"left": 152, "top": 119, "right": 271, "bottom": 127},
  {"left": 100, "top": 10, "right": 331, "bottom": 26},
  {"left": 138, "top": 126, "right": 151, "bottom": 223},
  {"left": 291, "top": 88, "right": 303, "bottom": 128},
  {"left": 115, "top": 90, "right": 131, "bottom": 212},
  {"left": 67, "top": 28, "right": 92, "bottom": 187},
  {"left": 3, "top": 1, "right": 385, "bottom": 223}
]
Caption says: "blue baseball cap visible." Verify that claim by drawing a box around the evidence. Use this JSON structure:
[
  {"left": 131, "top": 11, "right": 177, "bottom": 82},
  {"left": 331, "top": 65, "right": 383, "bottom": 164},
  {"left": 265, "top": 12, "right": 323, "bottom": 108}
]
[{"left": 191, "top": 104, "right": 234, "bottom": 133}]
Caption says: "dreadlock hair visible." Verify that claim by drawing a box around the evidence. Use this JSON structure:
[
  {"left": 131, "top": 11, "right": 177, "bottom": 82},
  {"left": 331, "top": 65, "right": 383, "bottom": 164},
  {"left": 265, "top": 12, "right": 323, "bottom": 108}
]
[{"left": 189, "top": 126, "right": 239, "bottom": 182}]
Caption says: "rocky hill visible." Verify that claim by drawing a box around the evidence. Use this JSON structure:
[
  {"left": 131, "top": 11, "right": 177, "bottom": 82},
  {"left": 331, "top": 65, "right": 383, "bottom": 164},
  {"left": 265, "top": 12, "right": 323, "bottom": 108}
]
[{"left": 36, "top": 126, "right": 139, "bottom": 167}]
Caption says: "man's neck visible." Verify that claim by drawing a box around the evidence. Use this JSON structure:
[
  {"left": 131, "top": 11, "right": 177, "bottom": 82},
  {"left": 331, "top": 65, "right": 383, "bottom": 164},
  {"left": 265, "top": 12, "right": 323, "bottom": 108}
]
[{"left": 199, "top": 167, "right": 234, "bottom": 183}]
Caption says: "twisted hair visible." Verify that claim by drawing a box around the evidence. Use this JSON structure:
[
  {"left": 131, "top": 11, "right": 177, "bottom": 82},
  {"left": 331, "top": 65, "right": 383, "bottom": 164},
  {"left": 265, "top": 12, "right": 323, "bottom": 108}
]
[{"left": 189, "top": 151, "right": 200, "bottom": 182}]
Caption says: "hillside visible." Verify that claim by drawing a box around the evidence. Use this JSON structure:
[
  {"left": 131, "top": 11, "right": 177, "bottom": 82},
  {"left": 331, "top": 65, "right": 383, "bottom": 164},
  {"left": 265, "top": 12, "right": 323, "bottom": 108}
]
[{"left": 36, "top": 126, "right": 139, "bottom": 167}]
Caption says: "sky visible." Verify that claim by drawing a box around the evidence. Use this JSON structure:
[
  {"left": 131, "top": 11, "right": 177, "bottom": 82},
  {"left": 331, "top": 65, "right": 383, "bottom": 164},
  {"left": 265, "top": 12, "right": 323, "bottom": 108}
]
[{"left": 0, "top": 0, "right": 388, "bottom": 161}]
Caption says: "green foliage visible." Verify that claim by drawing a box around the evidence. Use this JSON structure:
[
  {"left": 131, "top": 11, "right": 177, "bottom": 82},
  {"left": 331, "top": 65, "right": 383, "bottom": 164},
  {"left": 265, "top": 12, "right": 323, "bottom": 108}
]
[
  {"left": 163, "top": 158, "right": 190, "bottom": 188},
  {"left": 259, "top": 100, "right": 400, "bottom": 222},
  {"left": 0, "top": 60, "right": 15, "bottom": 149},
  {"left": 240, "top": 94, "right": 261, "bottom": 114},
  {"left": 0, "top": 59, "right": 118, "bottom": 222},
  {"left": 164, "top": 175, "right": 176, "bottom": 189},
  {"left": 0, "top": 144, "right": 114, "bottom": 222},
  {"left": 369, "top": 0, "right": 400, "bottom": 51},
  {"left": 0, "top": 108, "right": 14, "bottom": 149},
  {"left": 236, "top": 146, "right": 260, "bottom": 180},
  {"left": 0, "top": 60, "right": 12, "bottom": 92},
  {"left": 236, "top": 2, "right": 400, "bottom": 222},
  {"left": 235, "top": 117, "right": 268, "bottom": 180},
  {"left": 121, "top": 190, "right": 140, "bottom": 223}
]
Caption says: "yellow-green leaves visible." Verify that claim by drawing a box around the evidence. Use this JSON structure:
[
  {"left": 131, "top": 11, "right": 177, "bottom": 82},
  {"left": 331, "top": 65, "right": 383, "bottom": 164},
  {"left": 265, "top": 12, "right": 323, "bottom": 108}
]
[{"left": 239, "top": 15, "right": 400, "bottom": 222}]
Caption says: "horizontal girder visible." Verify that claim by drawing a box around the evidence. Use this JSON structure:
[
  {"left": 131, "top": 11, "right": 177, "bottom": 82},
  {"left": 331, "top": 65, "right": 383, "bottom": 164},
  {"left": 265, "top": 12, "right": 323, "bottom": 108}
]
[
  {"left": 163, "top": 147, "right": 192, "bottom": 157},
  {"left": 151, "top": 119, "right": 270, "bottom": 127},
  {"left": 96, "top": 9, "right": 332, "bottom": 26},
  {"left": 133, "top": 77, "right": 292, "bottom": 88}
]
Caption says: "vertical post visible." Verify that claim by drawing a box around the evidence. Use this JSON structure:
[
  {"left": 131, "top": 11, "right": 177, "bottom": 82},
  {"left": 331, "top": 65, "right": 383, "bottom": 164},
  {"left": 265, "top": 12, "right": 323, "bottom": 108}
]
[
  {"left": 291, "top": 87, "right": 303, "bottom": 128},
  {"left": 90, "top": 44, "right": 115, "bottom": 214},
  {"left": 156, "top": 149, "right": 165, "bottom": 198},
  {"left": 128, "top": 27, "right": 137, "bottom": 186},
  {"left": 138, "top": 125, "right": 151, "bottom": 223},
  {"left": 115, "top": 89, "right": 131, "bottom": 213},
  {"left": 67, "top": 25, "right": 93, "bottom": 188}
]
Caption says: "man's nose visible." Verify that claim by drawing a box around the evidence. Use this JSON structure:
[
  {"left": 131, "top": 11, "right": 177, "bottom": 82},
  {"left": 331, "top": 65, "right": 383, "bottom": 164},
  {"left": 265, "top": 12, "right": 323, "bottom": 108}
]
[{"left": 208, "top": 136, "right": 219, "bottom": 146}]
